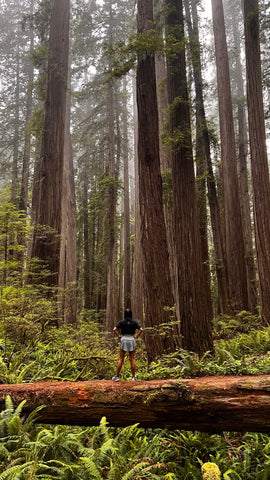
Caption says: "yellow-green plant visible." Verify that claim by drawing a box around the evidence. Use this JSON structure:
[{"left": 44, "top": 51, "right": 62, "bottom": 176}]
[{"left": 201, "top": 462, "right": 221, "bottom": 480}]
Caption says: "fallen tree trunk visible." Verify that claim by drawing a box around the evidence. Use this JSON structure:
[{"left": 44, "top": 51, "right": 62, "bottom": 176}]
[{"left": 1, "top": 375, "right": 270, "bottom": 432}]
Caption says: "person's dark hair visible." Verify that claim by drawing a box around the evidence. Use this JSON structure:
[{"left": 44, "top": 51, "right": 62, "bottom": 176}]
[{"left": 124, "top": 308, "right": 132, "bottom": 320}]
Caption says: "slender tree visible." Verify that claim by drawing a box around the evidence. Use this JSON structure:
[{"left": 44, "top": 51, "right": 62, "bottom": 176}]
[
  {"left": 123, "top": 77, "right": 132, "bottom": 310},
  {"left": 243, "top": 0, "right": 270, "bottom": 325},
  {"left": 229, "top": 2, "right": 258, "bottom": 311},
  {"left": 11, "top": 44, "right": 20, "bottom": 203},
  {"left": 184, "top": 0, "right": 230, "bottom": 314},
  {"left": 105, "top": 9, "right": 117, "bottom": 332},
  {"left": 211, "top": 0, "right": 248, "bottom": 311}
]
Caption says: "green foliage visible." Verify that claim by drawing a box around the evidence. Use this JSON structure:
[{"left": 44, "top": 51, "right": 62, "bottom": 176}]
[
  {"left": 213, "top": 311, "right": 262, "bottom": 339},
  {"left": 105, "top": 29, "right": 164, "bottom": 79}
]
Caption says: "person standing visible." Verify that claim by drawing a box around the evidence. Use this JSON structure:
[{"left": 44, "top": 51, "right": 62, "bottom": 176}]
[{"left": 112, "top": 309, "right": 143, "bottom": 381}]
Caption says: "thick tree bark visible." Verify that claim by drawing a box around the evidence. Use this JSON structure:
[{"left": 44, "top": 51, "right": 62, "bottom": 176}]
[
  {"left": 31, "top": 0, "right": 70, "bottom": 287},
  {"left": 1, "top": 376, "right": 270, "bottom": 432},
  {"left": 155, "top": 51, "right": 178, "bottom": 321},
  {"left": 131, "top": 76, "right": 144, "bottom": 324},
  {"left": 164, "top": 0, "right": 213, "bottom": 354},
  {"left": 137, "top": 0, "right": 178, "bottom": 361},
  {"left": 243, "top": 0, "right": 270, "bottom": 326},
  {"left": 211, "top": 0, "right": 249, "bottom": 312}
]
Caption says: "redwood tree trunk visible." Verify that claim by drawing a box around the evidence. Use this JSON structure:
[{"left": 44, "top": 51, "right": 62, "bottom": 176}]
[
  {"left": 105, "top": 4, "right": 118, "bottom": 331},
  {"left": 155, "top": 46, "right": 178, "bottom": 320},
  {"left": 165, "top": 0, "right": 213, "bottom": 355},
  {"left": 1, "top": 376, "right": 270, "bottom": 432},
  {"left": 11, "top": 45, "right": 20, "bottom": 203},
  {"left": 184, "top": 0, "right": 230, "bottom": 315},
  {"left": 131, "top": 76, "right": 144, "bottom": 324},
  {"left": 231, "top": 10, "right": 258, "bottom": 312},
  {"left": 58, "top": 71, "right": 77, "bottom": 324},
  {"left": 136, "top": 0, "right": 178, "bottom": 361},
  {"left": 83, "top": 161, "right": 91, "bottom": 310},
  {"left": 19, "top": 17, "right": 34, "bottom": 214},
  {"left": 243, "top": 0, "right": 270, "bottom": 325},
  {"left": 211, "top": 0, "right": 248, "bottom": 312},
  {"left": 105, "top": 78, "right": 117, "bottom": 331},
  {"left": 31, "top": 0, "right": 70, "bottom": 287},
  {"left": 123, "top": 77, "right": 131, "bottom": 310}
]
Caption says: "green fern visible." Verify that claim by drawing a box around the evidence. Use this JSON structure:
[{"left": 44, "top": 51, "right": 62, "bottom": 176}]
[{"left": 80, "top": 456, "right": 103, "bottom": 480}]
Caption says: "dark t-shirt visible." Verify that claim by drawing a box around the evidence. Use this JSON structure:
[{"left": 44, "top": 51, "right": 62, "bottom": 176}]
[{"left": 116, "top": 319, "right": 141, "bottom": 335}]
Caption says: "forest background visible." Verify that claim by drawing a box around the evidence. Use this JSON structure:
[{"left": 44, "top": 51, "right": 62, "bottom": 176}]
[{"left": 1, "top": 0, "right": 270, "bottom": 478}]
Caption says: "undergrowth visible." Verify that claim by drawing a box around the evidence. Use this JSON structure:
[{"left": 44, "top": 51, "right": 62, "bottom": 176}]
[
  {"left": 1, "top": 277, "right": 270, "bottom": 479},
  {"left": 0, "top": 397, "right": 270, "bottom": 479}
]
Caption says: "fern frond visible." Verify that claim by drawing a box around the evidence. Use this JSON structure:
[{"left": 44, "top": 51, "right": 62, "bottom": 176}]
[
  {"left": 80, "top": 456, "right": 103, "bottom": 480},
  {"left": 14, "top": 400, "right": 27, "bottom": 417},
  {"left": 4, "top": 396, "right": 14, "bottom": 414},
  {"left": 121, "top": 460, "right": 152, "bottom": 480},
  {"left": 22, "top": 405, "right": 45, "bottom": 429},
  {"left": 98, "top": 416, "right": 110, "bottom": 441}
]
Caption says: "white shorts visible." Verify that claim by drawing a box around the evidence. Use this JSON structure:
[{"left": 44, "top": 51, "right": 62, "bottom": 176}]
[{"left": 120, "top": 334, "right": 136, "bottom": 352}]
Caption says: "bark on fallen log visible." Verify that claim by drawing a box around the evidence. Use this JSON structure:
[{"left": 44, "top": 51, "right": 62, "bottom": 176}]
[{"left": 1, "top": 375, "right": 270, "bottom": 432}]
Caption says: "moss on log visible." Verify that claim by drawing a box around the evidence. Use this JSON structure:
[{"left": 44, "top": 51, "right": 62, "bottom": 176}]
[{"left": 1, "top": 375, "right": 270, "bottom": 432}]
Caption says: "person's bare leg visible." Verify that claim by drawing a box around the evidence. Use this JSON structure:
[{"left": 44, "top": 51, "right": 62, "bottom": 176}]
[
  {"left": 116, "top": 349, "right": 126, "bottom": 376},
  {"left": 129, "top": 351, "right": 136, "bottom": 377}
]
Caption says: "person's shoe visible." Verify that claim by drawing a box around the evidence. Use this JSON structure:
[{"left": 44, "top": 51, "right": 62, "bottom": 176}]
[
  {"left": 132, "top": 376, "right": 137, "bottom": 381},
  {"left": 112, "top": 376, "right": 119, "bottom": 382}
]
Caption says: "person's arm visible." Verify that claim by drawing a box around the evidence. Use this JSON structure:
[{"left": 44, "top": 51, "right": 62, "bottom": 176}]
[
  {"left": 113, "top": 326, "right": 122, "bottom": 338},
  {"left": 134, "top": 327, "right": 143, "bottom": 339}
]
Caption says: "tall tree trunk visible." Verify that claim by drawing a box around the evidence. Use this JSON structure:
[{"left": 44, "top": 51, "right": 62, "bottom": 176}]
[
  {"left": 184, "top": 0, "right": 230, "bottom": 315},
  {"left": 31, "top": 0, "right": 70, "bottom": 288},
  {"left": 123, "top": 77, "right": 131, "bottom": 310},
  {"left": 231, "top": 7, "right": 258, "bottom": 312},
  {"left": 19, "top": 3, "right": 34, "bottom": 214},
  {"left": 131, "top": 76, "right": 144, "bottom": 324},
  {"left": 243, "top": 0, "right": 270, "bottom": 325},
  {"left": 155, "top": 47, "right": 178, "bottom": 320},
  {"left": 83, "top": 160, "right": 91, "bottom": 310},
  {"left": 164, "top": 0, "right": 213, "bottom": 355},
  {"left": 105, "top": 4, "right": 118, "bottom": 331},
  {"left": 184, "top": 0, "right": 213, "bottom": 319},
  {"left": 211, "top": 0, "right": 248, "bottom": 311},
  {"left": 11, "top": 45, "right": 20, "bottom": 203},
  {"left": 137, "top": 0, "right": 178, "bottom": 361},
  {"left": 105, "top": 79, "right": 117, "bottom": 331},
  {"left": 58, "top": 69, "right": 77, "bottom": 325}
]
